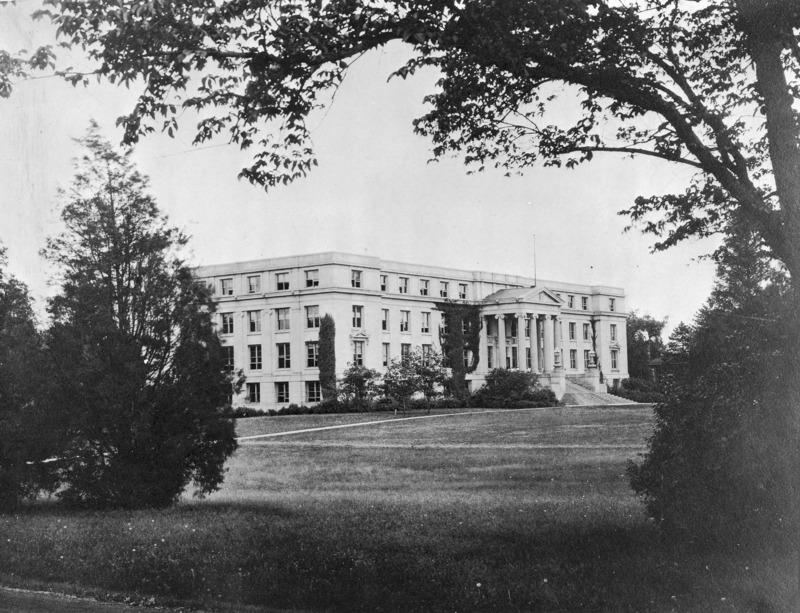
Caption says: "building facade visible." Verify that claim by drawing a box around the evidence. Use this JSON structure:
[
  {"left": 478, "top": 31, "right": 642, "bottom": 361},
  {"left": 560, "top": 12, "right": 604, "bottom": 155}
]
[{"left": 196, "top": 252, "right": 629, "bottom": 410}]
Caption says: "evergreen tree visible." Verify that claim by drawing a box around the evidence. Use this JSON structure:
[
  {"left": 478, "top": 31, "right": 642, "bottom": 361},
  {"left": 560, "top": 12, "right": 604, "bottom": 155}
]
[
  {"left": 42, "top": 124, "right": 239, "bottom": 509},
  {"left": 318, "top": 314, "right": 336, "bottom": 400}
]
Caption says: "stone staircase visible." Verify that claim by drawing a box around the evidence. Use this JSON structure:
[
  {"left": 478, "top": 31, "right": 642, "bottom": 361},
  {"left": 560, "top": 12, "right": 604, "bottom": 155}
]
[{"left": 560, "top": 379, "right": 639, "bottom": 406}]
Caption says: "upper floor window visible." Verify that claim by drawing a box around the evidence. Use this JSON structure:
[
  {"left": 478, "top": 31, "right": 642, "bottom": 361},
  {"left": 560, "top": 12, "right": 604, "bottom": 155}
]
[
  {"left": 306, "top": 341, "right": 319, "bottom": 368},
  {"left": 610, "top": 323, "right": 617, "bottom": 342},
  {"left": 440, "top": 281, "right": 449, "bottom": 298},
  {"left": 420, "top": 279, "right": 429, "bottom": 296},
  {"left": 249, "top": 344, "right": 262, "bottom": 370},
  {"left": 400, "top": 310, "right": 410, "bottom": 332},
  {"left": 222, "top": 345, "right": 234, "bottom": 371},
  {"left": 352, "top": 305, "right": 363, "bottom": 328},
  {"left": 305, "top": 269, "right": 319, "bottom": 288},
  {"left": 276, "top": 272, "right": 289, "bottom": 291},
  {"left": 247, "top": 310, "right": 261, "bottom": 333},
  {"left": 351, "top": 270, "right": 362, "bottom": 288},
  {"left": 458, "top": 283, "right": 468, "bottom": 300},
  {"left": 277, "top": 343, "right": 291, "bottom": 369},
  {"left": 421, "top": 312, "right": 430, "bottom": 334},
  {"left": 382, "top": 343, "right": 390, "bottom": 367},
  {"left": 567, "top": 295, "right": 575, "bottom": 309},
  {"left": 609, "top": 298, "right": 616, "bottom": 312},
  {"left": 441, "top": 314, "right": 449, "bottom": 335},
  {"left": 611, "top": 349, "right": 619, "bottom": 370},
  {"left": 462, "top": 320, "right": 469, "bottom": 335},
  {"left": 568, "top": 322, "right": 576, "bottom": 340},
  {"left": 398, "top": 277, "right": 409, "bottom": 294},
  {"left": 381, "top": 309, "right": 389, "bottom": 331},
  {"left": 276, "top": 308, "right": 290, "bottom": 331},
  {"left": 422, "top": 344, "right": 432, "bottom": 366},
  {"left": 220, "top": 278, "right": 233, "bottom": 296},
  {"left": 380, "top": 274, "right": 387, "bottom": 292},
  {"left": 581, "top": 296, "right": 589, "bottom": 311},
  {"left": 570, "top": 349, "right": 577, "bottom": 369},
  {"left": 247, "top": 275, "right": 261, "bottom": 294},
  {"left": 401, "top": 343, "right": 411, "bottom": 365},
  {"left": 583, "top": 323, "right": 591, "bottom": 341},
  {"left": 306, "top": 305, "right": 320, "bottom": 329},
  {"left": 221, "top": 312, "right": 234, "bottom": 335}
]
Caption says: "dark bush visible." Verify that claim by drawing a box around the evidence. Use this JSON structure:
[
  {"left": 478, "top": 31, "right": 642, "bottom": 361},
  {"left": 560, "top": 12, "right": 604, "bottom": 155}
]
[
  {"left": 470, "top": 369, "right": 558, "bottom": 408},
  {"left": 610, "top": 378, "right": 665, "bottom": 403},
  {"left": 232, "top": 406, "right": 268, "bottom": 419}
]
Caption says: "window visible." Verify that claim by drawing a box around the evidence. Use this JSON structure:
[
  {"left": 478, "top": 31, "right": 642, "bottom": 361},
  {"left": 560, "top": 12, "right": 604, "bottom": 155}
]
[
  {"left": 487, "top": 346, "right": 494, "bottom": 369},
  {"left": 276, "top": 272, "right": 289, "bottom": 291},
  {"left": 508, "top": 317, "right": 518, "bottom": 338},
  {"left": 382, "top": 343, "right": 390, "bottom": 367},
  {"left": 609, "top": 298, "right": 616, "bottom": 312},
  {"left": 221, "top": 312, "right": 234, "bottom": 335},
  {"left": 248, "top": 310, "right": 261, "bottom": 333},
  {"left": 352, "top": 305, "right": 363, "bottom": 328},
  {"left": 247, "top": 275, "right": 261, "bottom": 294},
  {"left": 401, "top": 343, "right": 411, "bottom": 364},
  {"left": 380, "top": 274, "right": 387, "bottom": 291},
  {"left": 306, "top": 341, "right": 319, "bottom": 368},
  {"left": 277, "top": 343, "right": 291, "bottom": 369},
  {"left": 220, "top": 278, "right": 233, "bottom": 296},
  {"left": 276, "top": 308, "right": 290, "bottom": 331},
  {"left": 306, "top": 305, "right": 320, "bottom": 329},
  {"left": 459, "top": 283, "right": 468, "bottom": 300},
  {"left": 526, "top": 347, "right": 531, "bottom": 369},
  {"left": 568, "top": 322, "right": 576, "bottom": 340},
  {"left": 463, "top": 349, "right": 470, "bottom": 368},
  {"left": 249, "top": 344, "right": 262, "bottom": 370},
  {"left": 525, "top": 318, "right": 531, "bottom": 338},
  {"left": 222, "top": 346, "right": 234, "bottom": 371},
  {"left": 399, "top": 277, "right": 409, "bottom": 294},
  {"left": 422, "top": 344, "right": 432, "bottom": 366},
  {"left": 353, "top": 341, "right": 364, "bottom": 366},
  {"left": 440, "top": 281, "right": 449, "bottom": 298},
  {"left": 581, "top": 296, "right": 589, "bottom": 311},
  {"left": 611, "top": 349, "right": 619, "bottom": 370},
  {"left": 610, "top": 323, "right": 617, "bottom": 342},
  {"left": 485, "top": 318, "right": 492, "bottom": 336},
  {"left": 584, "top": 349, "right": 591, "bottom": 370},
  {"left": 275, "top": 382, "right": 289, "bottom": 403},
  {"left": 305, "top": 269, "right": 319, "bottom": 287},
  {"left": 462, "top": 320, "right": 469, "bottom": 335},
  {"left": 381, "top": 309, "right": 389, "bottom": 331},
  {"left": 351, "top": 270, "right": 362, "bottom": 288},
  {"left": 568, "top": 295, "right": 575, "bottom": 308},
  {"left": 510, "top": 346, "right": 518, "bottom": 369},
  {"left": 306, "top": 381, "right": 321, "bottom": 403},
  {"left": 400, "top": 310, "right": 409, "bottom": 332},
  {"left": 421, "top": 312, "right": 430, "bottom": 334},
  {"left": 570, "top": 349, "right": 577, "bottom": 369},
  {"left": 441, "top": 314, "right": 449, "bottom": 335},
  {"left": 419, "top": 279, "right": 429, "bottom": 296},
  {"left": 246, "top": 382, "right": 260, "bottom": 403},
  {"left": 583, "top": 323, "right": 590, "bottom": 341}
]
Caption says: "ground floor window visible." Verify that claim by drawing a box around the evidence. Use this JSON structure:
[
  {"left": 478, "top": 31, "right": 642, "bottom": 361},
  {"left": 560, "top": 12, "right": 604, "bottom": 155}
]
[
  {"left": 611, "top": 349, "right": 619, "bottom": 370},
  {"left": 487, "top": 346, "right": 494, "bottom": 369},
  {"left": 570, "top": 349, "right": 577, "bottom": 370},
  {"left": 584, "top": 349, "right": 591, "bottom": 370},
  {"left": 306, "top": 381, "right": 321, "bottom": 403},
  {"left": 247, "top": 382, "right": 261, "bottom": 403},
  {"left": 526, "top": 347, "right": 531, "bottom": 369},
  {"left": 275, "top": 381, "right": 289, "bottom": 403}
]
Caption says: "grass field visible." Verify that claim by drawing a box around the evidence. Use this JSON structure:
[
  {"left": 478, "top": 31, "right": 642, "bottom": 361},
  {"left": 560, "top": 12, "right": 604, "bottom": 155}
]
[{"left": 0, "top": 407, "right": 794, "bottom": 612}]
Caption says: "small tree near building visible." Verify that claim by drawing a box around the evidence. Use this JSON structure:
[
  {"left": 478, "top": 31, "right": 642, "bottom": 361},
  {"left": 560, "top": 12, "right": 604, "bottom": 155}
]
[
  {"left": 318, "top": 314, "right": 336, "bottom": 400},
  {"left": 339, "top": 364, "right": 381, "bottom": 403}
]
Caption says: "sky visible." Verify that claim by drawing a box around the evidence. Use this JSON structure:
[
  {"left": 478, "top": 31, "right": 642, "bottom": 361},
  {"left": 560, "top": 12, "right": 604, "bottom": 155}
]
[{"left": 0, "top": 5, "right": 718, "bottom": 336}]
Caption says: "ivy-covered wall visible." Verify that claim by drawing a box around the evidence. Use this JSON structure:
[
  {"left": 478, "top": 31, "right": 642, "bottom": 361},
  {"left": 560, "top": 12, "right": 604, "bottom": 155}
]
[{"left": 436, "top": 301, "right": 482, "bottom": 398}]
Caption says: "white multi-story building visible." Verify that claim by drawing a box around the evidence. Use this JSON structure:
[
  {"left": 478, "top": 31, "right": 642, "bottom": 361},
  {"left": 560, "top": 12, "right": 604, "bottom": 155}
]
[{"left": 196, "top": 252, "right": 629, "bottom": 409}]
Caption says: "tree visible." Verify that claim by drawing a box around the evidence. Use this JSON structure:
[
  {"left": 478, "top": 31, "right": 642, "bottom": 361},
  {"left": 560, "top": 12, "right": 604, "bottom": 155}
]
[
  {"left": 339, "top": 363, "right": 381, "bottom": 402},
  {"left": 319, "top": 314, "right": 337, "bottom": 401},
  {"left": 42, "top": 125, "right": 239, "bottom": 509},
  {"left": 628, "top": 220, "right": 796, "bottom": 544},
  {"left": 438, "top": 302, "right": 482, "bottom": 399},
  {"left": 383, "top": 347, "right": 448, "bottom": 412},
  {"left": 0, "top": 246, "right": 58, "bottom": 509},
  {"left": 7, "top": 1, "right": 800, "bottom": 288},
  {"left": 625, "top": 311, "right": 666, "bottom": 381}
]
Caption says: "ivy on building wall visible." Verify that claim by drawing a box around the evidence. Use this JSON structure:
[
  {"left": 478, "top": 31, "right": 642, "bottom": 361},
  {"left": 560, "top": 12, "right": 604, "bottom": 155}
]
[
  {"left": 319, "top": 314, "right": 336, "bottom": 399},
  {"left": 589, "top": 316, "right": 604, "bottom": 384},
  {"left": 436, "top": 301, "right": 482, "bottom": 398}
]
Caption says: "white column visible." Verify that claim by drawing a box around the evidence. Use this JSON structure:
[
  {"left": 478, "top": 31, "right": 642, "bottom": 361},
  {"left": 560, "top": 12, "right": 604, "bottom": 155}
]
[
  {"left": 529, "top": 313, "right": 538, "bottom": 372},
  {"left": 543, "top": 314, "right": 554, "bottom": 372},
  {"left": 496, "top": 314, "right": 506, "bottom": 369},
  {"left": 516, "top": 313, "right": 527, "bottom": 370},
  {"left": 478, "top": 315, "right": 489, "bottom": 374}
]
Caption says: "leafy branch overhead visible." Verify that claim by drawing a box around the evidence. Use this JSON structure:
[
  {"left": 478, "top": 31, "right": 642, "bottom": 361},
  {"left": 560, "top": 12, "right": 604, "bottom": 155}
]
[{"left": 4, "top": 1, "right": 800, "bottom": 282}]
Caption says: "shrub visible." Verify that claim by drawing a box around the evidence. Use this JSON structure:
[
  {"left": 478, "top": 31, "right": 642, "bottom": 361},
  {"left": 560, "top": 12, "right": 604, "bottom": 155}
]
[
  {"left": 610, "top": 378, "right": 665, "bottom": 403},
  {"left": 470, "top": 369, "right": 557, "bottom": 408}
]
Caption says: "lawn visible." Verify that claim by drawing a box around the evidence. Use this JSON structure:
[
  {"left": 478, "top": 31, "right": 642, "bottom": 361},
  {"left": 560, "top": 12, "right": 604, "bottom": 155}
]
[{"left": 0, "top": 407, "right": 794, "bottom": 612}]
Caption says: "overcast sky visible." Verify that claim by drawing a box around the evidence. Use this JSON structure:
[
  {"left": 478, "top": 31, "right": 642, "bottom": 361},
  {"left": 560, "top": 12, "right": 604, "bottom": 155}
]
[{"left": 0, "top": 6, "right": 718, "bottom": 335}]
